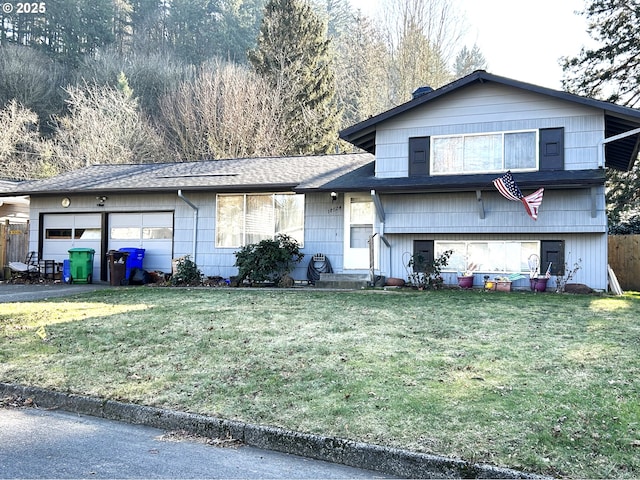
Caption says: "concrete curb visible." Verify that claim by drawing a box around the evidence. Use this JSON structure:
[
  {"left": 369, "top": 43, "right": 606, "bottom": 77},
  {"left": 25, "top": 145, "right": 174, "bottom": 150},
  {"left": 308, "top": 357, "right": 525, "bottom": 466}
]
[{"left": 1, "top": 383, "right": 546, "bottom": 479}]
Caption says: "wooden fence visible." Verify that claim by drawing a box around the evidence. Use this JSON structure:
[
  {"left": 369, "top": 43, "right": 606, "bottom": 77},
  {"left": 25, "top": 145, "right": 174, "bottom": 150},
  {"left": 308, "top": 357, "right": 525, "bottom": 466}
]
[
  {"left": 0, "top": 220, "right": 29, "bottom": 280},
  {"left": 608, "top": 235, "right": 640, "bottom": 291}
]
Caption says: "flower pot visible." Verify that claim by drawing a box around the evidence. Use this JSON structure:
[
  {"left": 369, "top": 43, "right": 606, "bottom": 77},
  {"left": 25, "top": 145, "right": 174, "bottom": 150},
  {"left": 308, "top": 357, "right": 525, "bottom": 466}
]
[
  {"left": 530, "top": 278, "right": 537, "bottom": 291},
  {"left": 534, "top": 277, "right": 548, "bottom": 292},
  {"left": 496, "top": 281, "right": 511, "bottom": 292},
  {"left": 458, "top": 275, "right": 473, "bottom": 289},
  {"left": 385, "top": 277, "right": 405, "bottom": 287}
]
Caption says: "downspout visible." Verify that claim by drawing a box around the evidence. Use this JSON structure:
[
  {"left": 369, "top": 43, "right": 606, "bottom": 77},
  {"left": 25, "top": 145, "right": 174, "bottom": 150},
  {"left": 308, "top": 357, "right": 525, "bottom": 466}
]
[
  {"left": 177, "top": 190, "right": 198, "bottom": 261},
  {"left": 371, "top": 190, "right": 391, "bottom": 276}
]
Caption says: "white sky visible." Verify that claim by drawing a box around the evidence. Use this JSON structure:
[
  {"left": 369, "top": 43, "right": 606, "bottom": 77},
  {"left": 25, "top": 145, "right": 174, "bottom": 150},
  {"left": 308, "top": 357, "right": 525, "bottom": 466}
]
[{"left": 348, "top": 0, "right": 593, "bottom": 89}]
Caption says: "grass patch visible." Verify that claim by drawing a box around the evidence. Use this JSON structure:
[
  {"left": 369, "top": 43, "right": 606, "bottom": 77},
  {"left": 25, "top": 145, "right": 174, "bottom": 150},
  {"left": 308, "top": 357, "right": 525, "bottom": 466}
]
[{"left": 1, "top": 287, "right": 639, "bottom": 478}]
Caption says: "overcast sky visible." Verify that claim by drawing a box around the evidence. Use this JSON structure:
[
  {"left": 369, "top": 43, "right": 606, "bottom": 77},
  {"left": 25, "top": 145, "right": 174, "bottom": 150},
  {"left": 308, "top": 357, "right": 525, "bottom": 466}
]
[{"left": 348, "top": 0, "right": 593, "bottom": 89}]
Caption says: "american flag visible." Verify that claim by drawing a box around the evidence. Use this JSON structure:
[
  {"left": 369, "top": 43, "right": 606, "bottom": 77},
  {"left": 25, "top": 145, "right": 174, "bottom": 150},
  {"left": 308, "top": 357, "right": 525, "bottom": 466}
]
[{"left": 493, "top": 171, "right": 544, "bottom": 221}]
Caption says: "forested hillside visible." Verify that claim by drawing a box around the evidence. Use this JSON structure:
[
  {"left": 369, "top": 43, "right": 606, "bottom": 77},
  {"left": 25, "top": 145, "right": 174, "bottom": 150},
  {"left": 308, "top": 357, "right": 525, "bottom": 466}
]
[{"left": 0, "top": 0, "right": 485, "bottom": 180}]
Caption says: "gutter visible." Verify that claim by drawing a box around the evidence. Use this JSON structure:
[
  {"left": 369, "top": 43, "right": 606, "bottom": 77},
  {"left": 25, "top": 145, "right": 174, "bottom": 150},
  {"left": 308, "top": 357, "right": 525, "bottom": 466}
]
[{"left": 177, "top": 190, "right": 198, "bottom": 261}]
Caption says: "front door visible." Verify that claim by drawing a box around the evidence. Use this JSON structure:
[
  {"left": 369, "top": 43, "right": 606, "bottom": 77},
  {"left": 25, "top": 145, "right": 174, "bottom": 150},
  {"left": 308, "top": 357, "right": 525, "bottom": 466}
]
[{"left": 343, "top": 195, "right": 373, "bottom": 270}]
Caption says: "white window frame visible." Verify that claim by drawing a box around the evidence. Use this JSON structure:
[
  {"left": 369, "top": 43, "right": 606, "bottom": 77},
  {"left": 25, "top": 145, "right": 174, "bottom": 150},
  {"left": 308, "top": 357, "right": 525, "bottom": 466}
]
[
  {"left": 435, "top": 240, "right": 540, "bottom": 274},
  {"left": 430, "top": 129, "right": 539, "bottom": 175},
  {"left": 343, "top": 195, "right": 374, "bottom": 270},
  {"left": 215, "top": 193, "right": 305, "bottom": 248}
]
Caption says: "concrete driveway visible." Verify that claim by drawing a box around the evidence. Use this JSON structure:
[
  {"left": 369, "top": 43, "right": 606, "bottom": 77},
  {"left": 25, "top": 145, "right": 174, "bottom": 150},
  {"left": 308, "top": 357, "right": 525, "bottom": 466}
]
[{"left": 0, "top": 282, "right": 109, "bottom": 303}]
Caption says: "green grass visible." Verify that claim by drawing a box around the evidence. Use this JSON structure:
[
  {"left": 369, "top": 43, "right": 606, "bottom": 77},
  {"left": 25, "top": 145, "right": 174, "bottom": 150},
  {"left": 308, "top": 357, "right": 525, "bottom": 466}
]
[{"left": 1, "top": 287, "right": 639, "bottom": 478}]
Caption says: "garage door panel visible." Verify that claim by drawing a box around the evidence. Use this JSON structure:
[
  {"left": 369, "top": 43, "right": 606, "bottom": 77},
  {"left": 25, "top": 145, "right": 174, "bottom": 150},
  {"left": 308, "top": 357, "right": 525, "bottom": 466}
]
[
  {"left": 109, "top": 212, "right": 173, "bottom": 274},
  {"left": 42, "top": 214, "right": 102, "bottom": 279}
]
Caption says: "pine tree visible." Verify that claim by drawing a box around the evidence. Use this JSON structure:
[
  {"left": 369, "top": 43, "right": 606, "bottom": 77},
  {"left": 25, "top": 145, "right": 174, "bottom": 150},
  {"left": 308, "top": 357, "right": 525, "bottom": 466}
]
[
  {"left": 562, "top": 0, "right": 640, "bottom": 232},
  {"left": 249, "top": 0, "right": 340, "bottom": 155},
  {"left": 453, "top": 44, "right": 487, "bottom": 78}
]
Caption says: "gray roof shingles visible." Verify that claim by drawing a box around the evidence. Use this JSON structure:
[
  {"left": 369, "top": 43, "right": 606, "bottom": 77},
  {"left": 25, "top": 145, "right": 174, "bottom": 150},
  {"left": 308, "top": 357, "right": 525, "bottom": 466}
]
[{"left": 6, "top": 154, "right": 375, "bottom": 196}]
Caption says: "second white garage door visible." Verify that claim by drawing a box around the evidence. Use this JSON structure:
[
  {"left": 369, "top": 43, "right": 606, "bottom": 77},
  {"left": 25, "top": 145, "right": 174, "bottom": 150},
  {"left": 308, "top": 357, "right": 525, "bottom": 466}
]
[{"left": 108, "top": 212, "right": 174, "bottom": 274}]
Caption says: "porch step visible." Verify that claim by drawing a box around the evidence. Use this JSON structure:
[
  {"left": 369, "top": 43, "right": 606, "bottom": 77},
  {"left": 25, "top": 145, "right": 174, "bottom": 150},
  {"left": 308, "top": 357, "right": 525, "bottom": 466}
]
[{"left": 315, "top": 273, "right": 370, "bottom": 289}]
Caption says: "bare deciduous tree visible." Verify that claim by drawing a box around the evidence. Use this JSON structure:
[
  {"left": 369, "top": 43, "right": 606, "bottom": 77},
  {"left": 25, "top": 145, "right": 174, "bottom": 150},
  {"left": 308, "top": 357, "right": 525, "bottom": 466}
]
[
  {"left": 0, "top": 100, "right": 48, "bottom": 179},
  {"left": 0, "top": 44, "right": 68, "bottom": 127},
  {"left": 380, "top": 0, "right": 465, "bottom": 104},
  {"left": 159, "top": 60, "right": 291, "bottom": 161},
  {"left": 48, "top": 80, "right": 169, "bottom": 172}
]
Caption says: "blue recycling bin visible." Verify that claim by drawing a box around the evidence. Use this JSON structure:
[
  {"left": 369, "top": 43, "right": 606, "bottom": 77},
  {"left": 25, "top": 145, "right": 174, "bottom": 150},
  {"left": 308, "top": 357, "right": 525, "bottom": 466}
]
[
  {"left": 119, "top": 248, "right": 145, "bottom": 280},
  {"left": 62, "top": 259, "right": 71, "bottom": 283}
]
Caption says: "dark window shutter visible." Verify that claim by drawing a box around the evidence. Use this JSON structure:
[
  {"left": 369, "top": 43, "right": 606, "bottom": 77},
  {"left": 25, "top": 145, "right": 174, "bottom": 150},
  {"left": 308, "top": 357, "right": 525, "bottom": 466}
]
[
  {"left": 409, "top": 137, "right": 430, "bottom": 177},
  {"left": 412, "top": 240, "right": 434, "bottom": 273},
  {"left": 539, "top": 128, "right": 564, "bottom": 171},
  {"left": 540, "top": 240, "right": 565, "bottom": 276}
]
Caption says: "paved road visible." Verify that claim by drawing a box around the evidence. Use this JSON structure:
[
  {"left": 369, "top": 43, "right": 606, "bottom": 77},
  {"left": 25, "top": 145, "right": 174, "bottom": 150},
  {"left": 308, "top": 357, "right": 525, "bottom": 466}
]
[
  {"left": 0, "top": 408, "right": 391, "bottom": 479},
  {"left": 0, "top": 282, "right": 109, "bottom": 303}
]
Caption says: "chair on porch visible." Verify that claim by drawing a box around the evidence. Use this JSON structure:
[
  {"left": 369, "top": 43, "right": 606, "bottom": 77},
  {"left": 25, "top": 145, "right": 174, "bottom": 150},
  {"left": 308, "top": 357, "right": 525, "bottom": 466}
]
[{"left": 7, "top": 251, "right": 40, "bottom": 281}]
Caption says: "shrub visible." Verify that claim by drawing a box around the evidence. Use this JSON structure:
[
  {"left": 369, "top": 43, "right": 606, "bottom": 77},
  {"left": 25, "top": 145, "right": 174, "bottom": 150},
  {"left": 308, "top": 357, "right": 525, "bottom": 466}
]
[
  {"left": 234, "top": 234, "right": 304, "bottom": 286},
  {"left": 407, "top": 249, "right": 453, "bottom": 290},
  {"left": 170, "top": 256, "right": 202, "bottom": 286}
]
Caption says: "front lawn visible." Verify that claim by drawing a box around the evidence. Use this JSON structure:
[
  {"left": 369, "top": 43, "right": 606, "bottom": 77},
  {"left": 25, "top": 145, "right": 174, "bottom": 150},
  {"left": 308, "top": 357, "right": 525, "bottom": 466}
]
[{"left": 1, "top": 287, "right": 639, "bottom": 478}]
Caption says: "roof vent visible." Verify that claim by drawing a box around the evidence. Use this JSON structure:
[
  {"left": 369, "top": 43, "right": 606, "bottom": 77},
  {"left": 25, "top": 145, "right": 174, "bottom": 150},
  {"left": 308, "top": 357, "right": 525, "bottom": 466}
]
[{"left": 412, "top": 86, "right": 433, "bottom": 99}]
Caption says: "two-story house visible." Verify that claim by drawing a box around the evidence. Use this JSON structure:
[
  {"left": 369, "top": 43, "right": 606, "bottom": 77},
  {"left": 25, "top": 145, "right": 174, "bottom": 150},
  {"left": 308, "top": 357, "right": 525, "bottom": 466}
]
[
  {"left": 336, "top": 71, "right": 640, "bottom": 290},
  {"left": 3, "top": 71, "right": 639, "bottom": 290}
]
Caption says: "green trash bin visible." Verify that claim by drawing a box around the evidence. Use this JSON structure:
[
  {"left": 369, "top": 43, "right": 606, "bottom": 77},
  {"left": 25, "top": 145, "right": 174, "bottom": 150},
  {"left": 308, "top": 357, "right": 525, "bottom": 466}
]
[{"left": 68, "top": 248, "right": 95, "bottom": 284}]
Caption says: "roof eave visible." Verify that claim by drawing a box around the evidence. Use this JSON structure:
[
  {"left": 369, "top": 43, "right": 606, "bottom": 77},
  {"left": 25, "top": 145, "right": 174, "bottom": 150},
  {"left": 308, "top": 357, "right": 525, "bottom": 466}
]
[
  {"left": 20, "top": 183, "right": 301, "bottom": 196},
  {"left": 339, "top": 71, "right": 640, "bottom": 168}
]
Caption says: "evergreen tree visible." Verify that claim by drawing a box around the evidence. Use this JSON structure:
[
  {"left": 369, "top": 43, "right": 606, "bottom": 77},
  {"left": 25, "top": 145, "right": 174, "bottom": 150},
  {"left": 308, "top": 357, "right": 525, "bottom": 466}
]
[
  {"left": 562, "top": 0, "right": 640, "bottom": 232},
  {"left": 129, "top": 0, "right": 171, "bottom": 56},
  {"left": 333, "top": 12, "right": 389, "bottom": 127},
  {"left": 453, "top": 44, "right": 487, "bottom": 78},
  {"left": 213, "top": 0, "right": 265, "bottom": 63},
  {"left": 249, "top": 0, "right": 340, "bottom": 155},
  {"left": 165, "top": 0, "right": 217, "bottom": 65},
  {"left": 41, "top": 0, "right": 116, "bottom": 66}
]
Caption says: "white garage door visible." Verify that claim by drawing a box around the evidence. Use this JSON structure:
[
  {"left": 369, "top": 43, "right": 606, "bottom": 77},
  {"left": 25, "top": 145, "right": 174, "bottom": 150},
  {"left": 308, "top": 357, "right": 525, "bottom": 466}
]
[
  {"left": 108, "top": 212, "right": 173, "bottom": 273},
  {"left": 42, "top": 214, "right": 103, "bottom": 279}
]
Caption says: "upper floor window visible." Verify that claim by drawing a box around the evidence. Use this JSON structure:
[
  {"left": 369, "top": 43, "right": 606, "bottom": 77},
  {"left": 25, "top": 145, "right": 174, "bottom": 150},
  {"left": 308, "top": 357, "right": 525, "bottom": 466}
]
[
  {"left": 431, "top": 130, "right": 537, "bottom": 175},
  {"left": 216, "top": 193, "right": 305, "bottom": 248}
]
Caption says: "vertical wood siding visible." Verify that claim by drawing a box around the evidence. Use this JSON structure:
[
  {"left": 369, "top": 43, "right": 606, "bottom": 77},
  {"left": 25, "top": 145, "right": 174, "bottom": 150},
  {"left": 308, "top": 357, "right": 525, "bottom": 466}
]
[{"left": 608, "top": 235, "right": 640, "bottom": 291}]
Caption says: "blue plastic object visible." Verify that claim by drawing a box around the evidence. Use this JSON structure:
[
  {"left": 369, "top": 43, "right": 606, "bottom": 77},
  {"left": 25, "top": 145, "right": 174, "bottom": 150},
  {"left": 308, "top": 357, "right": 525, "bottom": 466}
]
[
  {"left": 119, "top": 248, "right": 145, "bottom": 280},
  {"left": 63, "top": 259, "right": 71, "bottom": 284}
]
